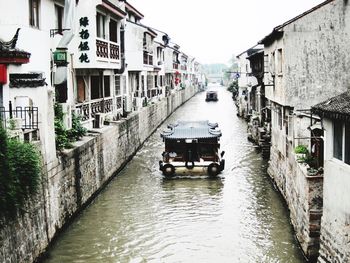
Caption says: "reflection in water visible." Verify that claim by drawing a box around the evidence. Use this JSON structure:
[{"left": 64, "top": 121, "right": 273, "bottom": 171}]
[{"left": 43, "top": 86, "right": 305, "bottom": 263}]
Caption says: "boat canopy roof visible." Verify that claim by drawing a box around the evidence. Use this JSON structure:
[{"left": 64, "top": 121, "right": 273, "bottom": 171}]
[{"left": 161, "top": 120, "right": 222, "bottom": 140}]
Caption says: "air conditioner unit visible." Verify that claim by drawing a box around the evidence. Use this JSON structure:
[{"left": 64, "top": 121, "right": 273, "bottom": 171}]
[
  {"left": 60, "top": 103, "right": 72, "bottom": 129},
  {"left": 94, "top": 113, "right": 105, "bottom": 128},
  {"left": 123, "top": 95, "right": 132, "bottom": 113}
]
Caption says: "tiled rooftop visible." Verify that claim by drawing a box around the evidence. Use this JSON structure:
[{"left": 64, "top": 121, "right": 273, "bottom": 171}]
[{"left": 312, "top": 91, "right": 350, "bottom": 121}]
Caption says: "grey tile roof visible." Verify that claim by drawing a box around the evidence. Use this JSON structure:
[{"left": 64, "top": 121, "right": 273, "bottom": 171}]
[
  {"left": 161, "top": 121, "right": 222, "bottom": 140},
  {"left": 312, "top": 91, "right": 350, "bottom": 121}
]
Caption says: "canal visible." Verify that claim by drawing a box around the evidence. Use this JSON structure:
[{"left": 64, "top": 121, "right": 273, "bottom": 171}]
[{"left": 43, "top": 86, "right": 306, "bottom": 263}]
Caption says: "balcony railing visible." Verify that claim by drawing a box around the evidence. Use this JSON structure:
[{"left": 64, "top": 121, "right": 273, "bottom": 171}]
[
  {"left": 173, "top": 63, "right": 179, "bottom": 69},
  {"left": 75, "top": 98, "right": 113, "bottom": 121},
  {"left": 147, "top": 89, "right": 158, "bottom": 98},
  {"left": 96, "top": 39, "right": 120, "bottom": 60},
  {"left": 0, "top": 106, "right": 38, "bottom": 130},
  {"left": 116, "top": 96, "right": 122, "bottom": 109}
]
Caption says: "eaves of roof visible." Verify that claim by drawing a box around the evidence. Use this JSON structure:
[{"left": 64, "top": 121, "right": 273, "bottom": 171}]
[{"left": 312, "top": 91, "right": 350, "bottom": 122}]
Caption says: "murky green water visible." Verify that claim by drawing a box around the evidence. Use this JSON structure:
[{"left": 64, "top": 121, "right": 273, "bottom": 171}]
[{"left": 43, "top": 86, "right": 306, "bottom": 263}]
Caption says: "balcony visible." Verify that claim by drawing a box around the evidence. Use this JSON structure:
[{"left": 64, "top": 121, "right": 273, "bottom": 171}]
[
  {"left": 173, "top": 63, "right": 179, "bottom": 70},
  {"left": 75, "top": 98, "right": 113, "bottom": 122},
  {"left": 96, "top": 38, "right": 120, "bottom": 61},
  {"left": 147, "top": 89, "right": 158, "bottom": 98}
]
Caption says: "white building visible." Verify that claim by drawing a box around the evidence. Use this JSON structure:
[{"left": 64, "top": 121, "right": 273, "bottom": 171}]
[
  {"left": 312, "top": 91, "right": 350, "bottom": 263},
  {"left": 0, "top": 0, "right": 60, "bottom": 162},
  {"left": 259, "top": 0, "right": 350, "bottom": 260}
]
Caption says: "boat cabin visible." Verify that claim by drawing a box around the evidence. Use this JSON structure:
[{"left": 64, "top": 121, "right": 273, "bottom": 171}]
[
  {"left": 159, "top": 120, "right": 225, "bottom": 177},
  {"left": 205, "top": 91, "right": 218, "bottom": 101}
]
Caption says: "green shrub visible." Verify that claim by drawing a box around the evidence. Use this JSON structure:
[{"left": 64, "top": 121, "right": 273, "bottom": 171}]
[
  {"left": 294, "top": 145, "right": 309, "bottom": 154},
  {"left": 0, "top": 127, "right": 41, "bottom": 220},
  {"left": 54, "top": 104, "right": 87, "bottom": 150},
  {"left": 67, "top": 113, "right": 87, "bottom": 141}
]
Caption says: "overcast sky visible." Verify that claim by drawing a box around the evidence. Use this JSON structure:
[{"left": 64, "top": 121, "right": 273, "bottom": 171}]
[{"left": 129, "top": 0, "right": 324, "bottom": 65}]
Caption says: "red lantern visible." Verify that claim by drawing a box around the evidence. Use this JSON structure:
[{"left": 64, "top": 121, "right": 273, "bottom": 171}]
[{"left": 0, "top": 64, "right": 7, "bottom": 84}]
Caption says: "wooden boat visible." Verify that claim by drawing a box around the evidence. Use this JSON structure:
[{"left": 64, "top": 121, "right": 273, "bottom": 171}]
[
  {"left": 205, "top": 91, "right": 218, "bottom": 101},
  {"left": 159, "top": 120, "right": 225, "bottom": 177}
]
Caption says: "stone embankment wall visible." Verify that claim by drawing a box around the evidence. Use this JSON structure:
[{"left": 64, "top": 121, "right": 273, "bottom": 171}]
[
  {"left": 268, "top": 145, "right": 323, "bottom": 262},
  {"left": 0, "top": 87, "right": 196, "bottom": 263}
]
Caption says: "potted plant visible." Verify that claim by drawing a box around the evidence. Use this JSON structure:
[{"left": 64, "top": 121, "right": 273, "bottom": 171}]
[{"left": 295, "top": 145, "right": 309, "bottom": 163}]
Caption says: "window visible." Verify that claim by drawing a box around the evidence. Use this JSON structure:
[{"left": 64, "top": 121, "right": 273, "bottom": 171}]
[
  {"left": 122, "top": 76, "right": 126, "bottom": 94},
  {"left": 115, "top": 76, "right": 121, "bottom": 95},
  {"left": 96, "top": 13, "right": 106, "bottom": 39},
  {"left": 333, "top": 122, "right": 343, "bottom": 160},
  {"left": 147, "top": 75, "right": 153, "bottom": 89},
  {"left": 333, "top": 121, "right": 350, "bottom": 165},
  {"left": 109, "top": 19, "right": 118, "bottom": 43},
  {"left": 29, "top": 0, "right": 40, "bottom": 28},
  {"left": 345, "top": 123, "right": 350, "bottom": 164},
  {"left": 55, "top": 4, "right": 64, "bottom": 33},
  {"left": 104, "top": 76, "right": 110, "bottom": 97},
  {"left": 154, "top": 76, "right": 158, "bottom": 87},
  {"left": 91, "top": 76, "right": 100, "bottom": 100},
  {"left": 277, "top": 48, "right": 283, "bottom": 74},
  {"left": 76, "top": 76, "right": 86, "bottom": 103}
]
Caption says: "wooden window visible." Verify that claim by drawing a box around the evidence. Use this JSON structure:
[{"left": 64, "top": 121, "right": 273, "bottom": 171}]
[
  {"left": 147, "top": 75, "right": 153, "bottom": 90},
  {"left": 109, "top": 19, "right": 118, "bottom": 43},
  {"left": 29, "top": 0, "right": 40, "bottom": 28},
  {"left": 335, "top": 121, "right": 350, "bottom": 165},
  {"left": 104, "top": 76, "right": 110, "bottom": 97},
  {"left": 333, "top": 121, "right": 343, "bottom": 160},
  {"left": 115, "top": 76, "right": 121, "bottom": 95},
  {"left": 122, "top": 76, "right": 126, "bottom": 94},
  {"left": 91, "top": 76, "right": 101, "bottom": 100},
  {"left": 277, "top": 48, "right": 283, "bottom": 74},
  {"left": 96, "top": 13, "right": 106, "bottom": 39},
  {"left": 76, "top": 76, "right": 86, "bottom": 103},
  {"left": 345, "top": 123, "right": 350, "bottom": 165},
  {"left": 55, "top": 4, "right": 64, "bottom": 33}
]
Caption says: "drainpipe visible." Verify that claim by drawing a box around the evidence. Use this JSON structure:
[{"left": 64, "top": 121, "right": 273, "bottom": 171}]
[
  {"left": 114, "top": 24, "right": 126, "bottom": 117},
  {"left": 114, "top": 24, "right": 125, "bottom": 75}
]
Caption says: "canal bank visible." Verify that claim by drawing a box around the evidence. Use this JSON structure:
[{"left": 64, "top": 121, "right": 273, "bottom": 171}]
[
  {"left": 0, "top": 87, "right": 197, "bottom": 263},
  {"left": 42, "top": 86, "right": 307, "bottom": 263}
]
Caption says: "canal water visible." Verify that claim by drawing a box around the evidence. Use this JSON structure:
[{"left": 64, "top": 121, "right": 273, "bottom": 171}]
[{"left": 43, "top": 86, "right": 306, "bottom": 263}]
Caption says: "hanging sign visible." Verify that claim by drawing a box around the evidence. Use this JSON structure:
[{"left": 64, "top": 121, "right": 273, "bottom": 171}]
[{"left": 78, "top": 16, "right": 90, "bottom": 63}]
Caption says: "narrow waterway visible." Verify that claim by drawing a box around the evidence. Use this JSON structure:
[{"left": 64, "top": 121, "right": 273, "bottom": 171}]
[{"left": 43, "top": 86, "right": 306, "bottom": 263}]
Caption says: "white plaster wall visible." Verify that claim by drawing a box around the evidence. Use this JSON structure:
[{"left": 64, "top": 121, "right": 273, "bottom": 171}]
[
  {"left": 72, "top": 0, "right": 122, "bottom": 69},
  {"left": 236, "top": 52, "right": 250, "bottom": 89},
  {"left": 319, "top": 119, "right": 350, "bottom": 261},
  {"left": 125, "top": 21, "right": 144, "bottom": 71},
  {"left": 0, "top": 0, "right": 57, "bottom": 162},
  {"left": 282, "top": 0, "right": 350, "bottom": 110},
  {"left": 164, "top": 47, "right": 174, "bottom": 73}
]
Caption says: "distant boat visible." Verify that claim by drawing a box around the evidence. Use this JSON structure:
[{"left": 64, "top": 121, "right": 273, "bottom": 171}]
[
  {"left": 205, "top": 91, "right": 218, "bottom": 101},
  {"left": 159, "top": 120, "right": 225, "bottom": 177}
]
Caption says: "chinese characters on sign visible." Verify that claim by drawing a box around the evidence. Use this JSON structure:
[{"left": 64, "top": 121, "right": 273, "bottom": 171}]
[{"left": 78, "top": 17, "right": 90, "bottom": 63}]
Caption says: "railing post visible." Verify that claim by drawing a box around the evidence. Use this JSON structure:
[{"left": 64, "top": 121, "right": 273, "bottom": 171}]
[{"left": 9, "top": 101, "right": 12, "bottom": 119}]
